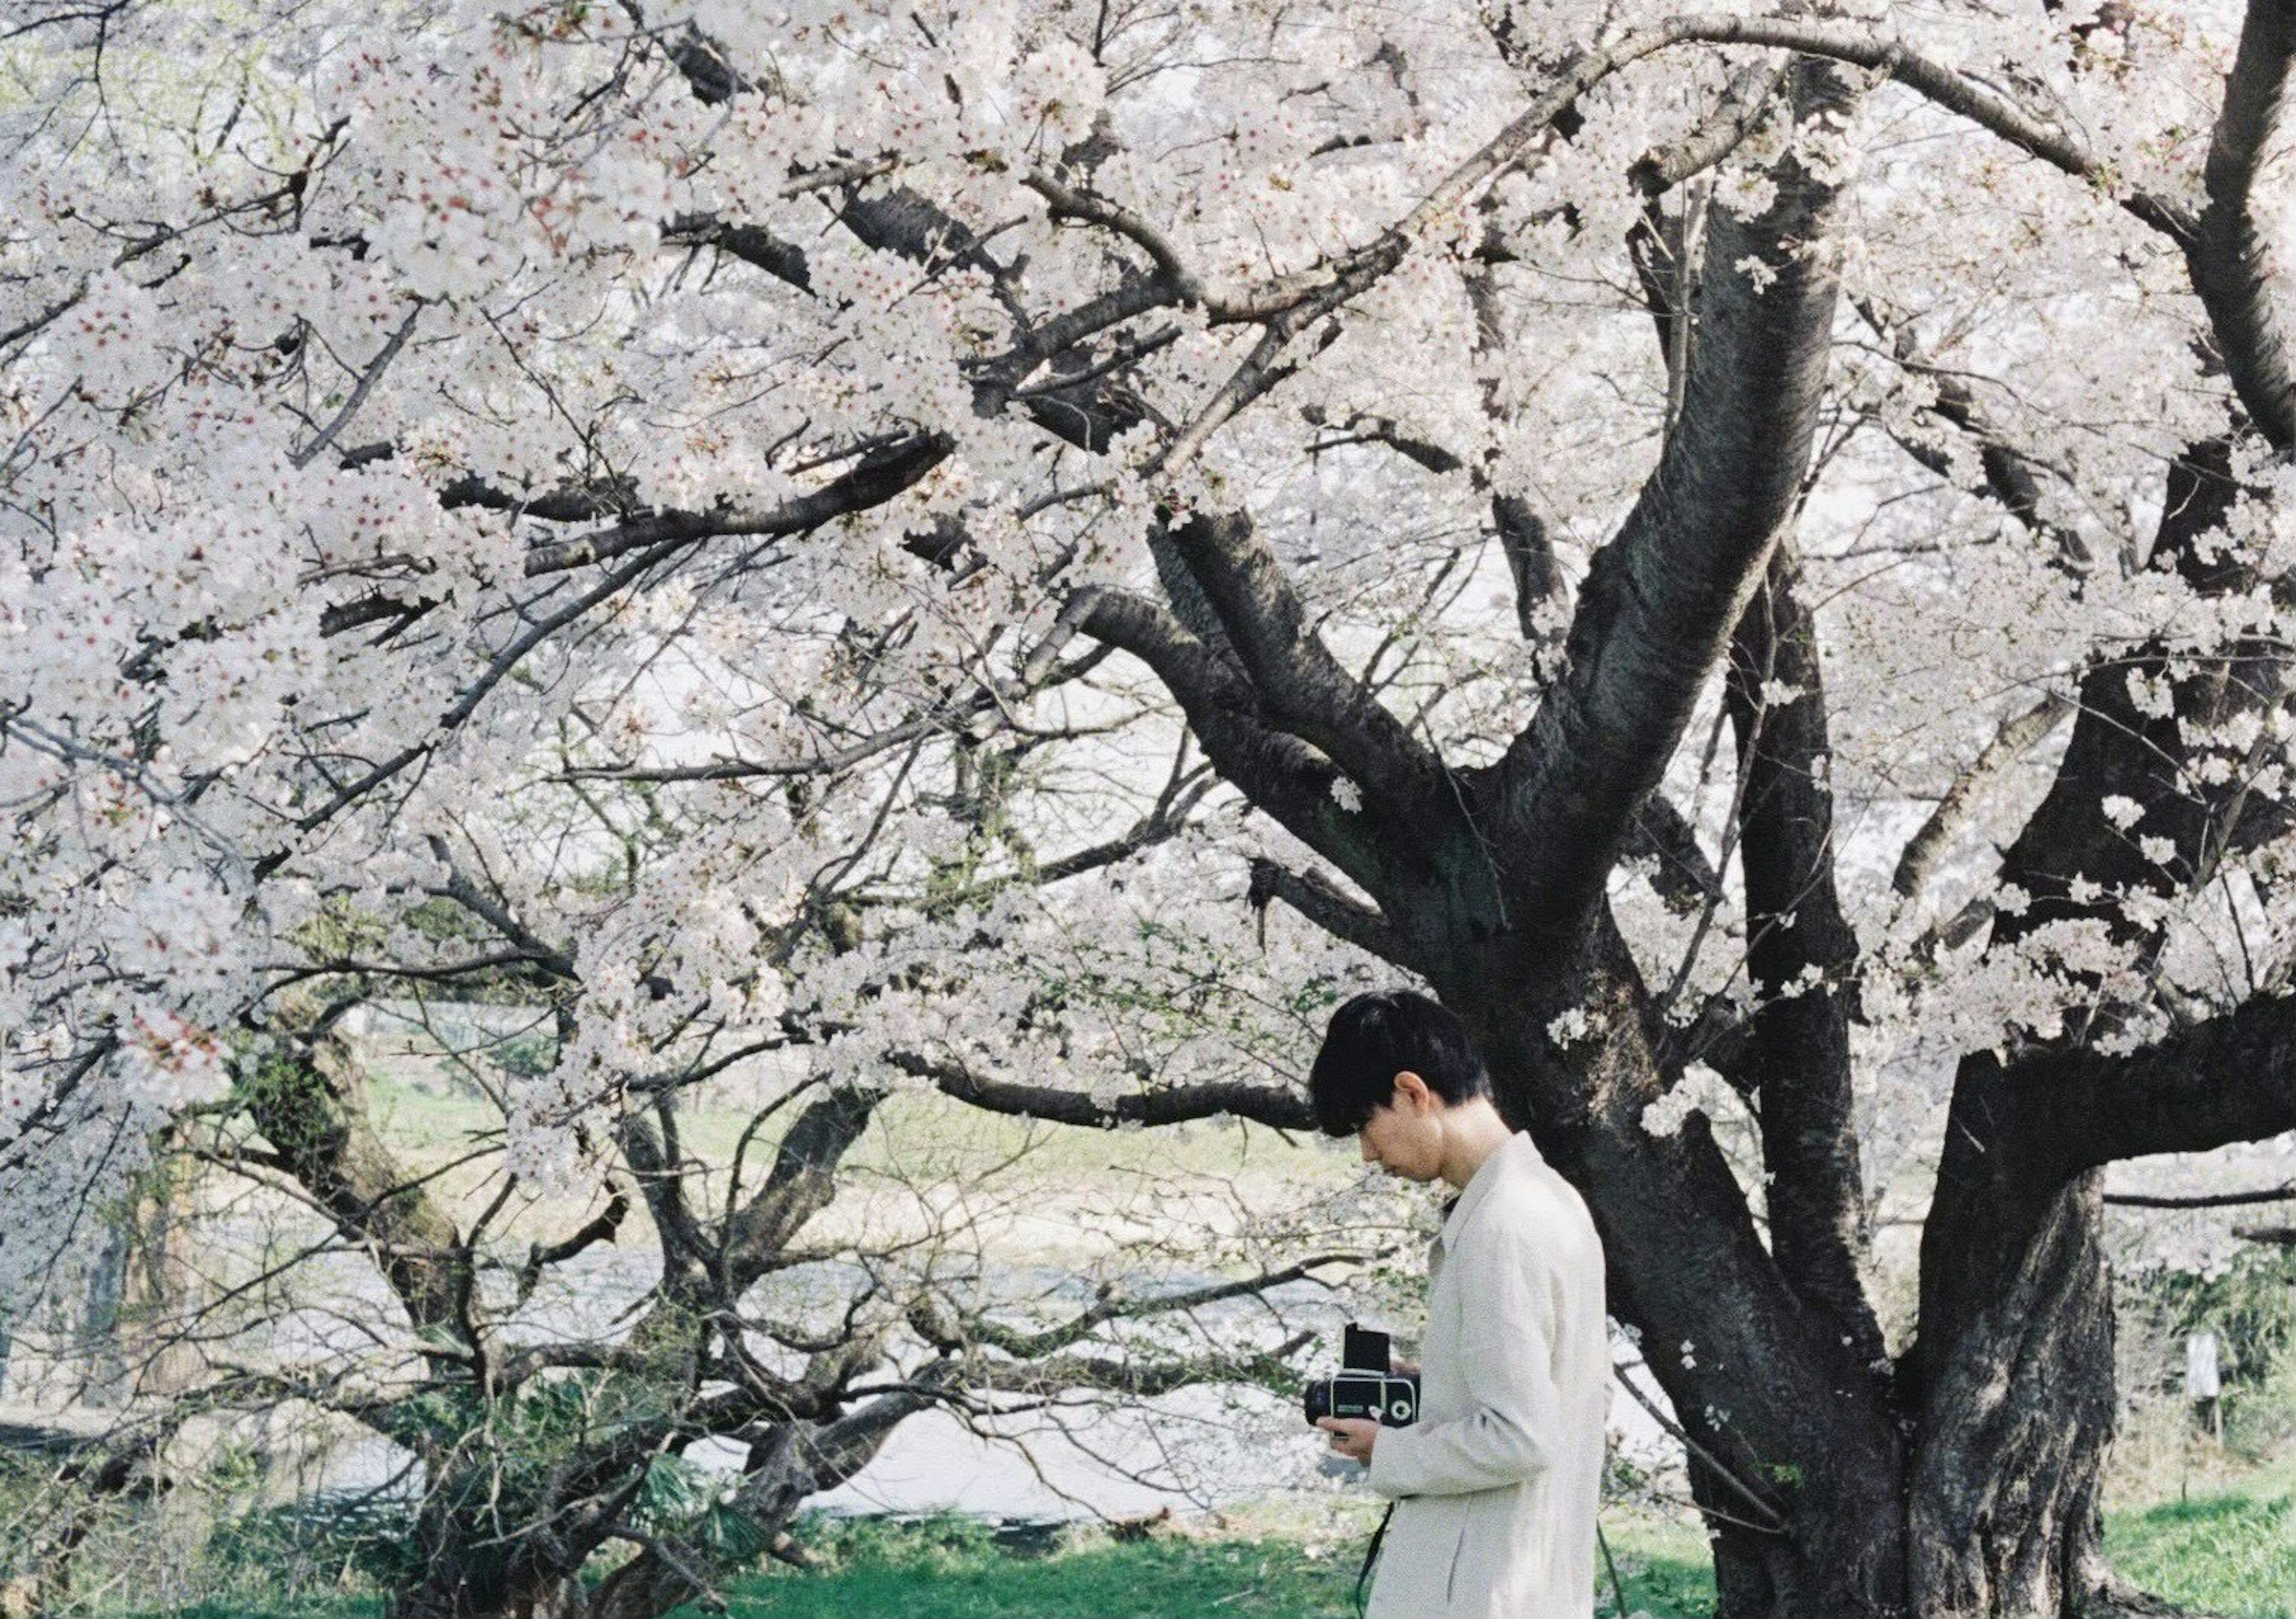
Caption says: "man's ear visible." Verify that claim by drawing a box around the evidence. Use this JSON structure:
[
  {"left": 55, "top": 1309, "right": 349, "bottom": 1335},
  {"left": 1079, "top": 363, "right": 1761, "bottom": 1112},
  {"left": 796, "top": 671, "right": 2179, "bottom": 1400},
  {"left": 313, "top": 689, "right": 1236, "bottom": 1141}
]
[{"left": 1393, "top": 1070, "right": 1434, "bottom": 1114}]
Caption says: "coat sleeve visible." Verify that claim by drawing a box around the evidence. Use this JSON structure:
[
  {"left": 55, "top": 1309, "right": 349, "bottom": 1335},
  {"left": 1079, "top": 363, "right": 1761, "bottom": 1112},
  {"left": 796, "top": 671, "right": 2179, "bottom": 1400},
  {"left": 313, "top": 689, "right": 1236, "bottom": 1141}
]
[{"left": 1367, "top": 1207, "right": 1561, "bottom": 1499}]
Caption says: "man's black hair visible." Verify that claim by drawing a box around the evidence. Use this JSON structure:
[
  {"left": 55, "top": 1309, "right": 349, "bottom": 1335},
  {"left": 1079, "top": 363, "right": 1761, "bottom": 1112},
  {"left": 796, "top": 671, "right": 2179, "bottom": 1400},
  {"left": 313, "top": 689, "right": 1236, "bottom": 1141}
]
[{"left": 1308, "top": 989, "right": 1491, "bottom": 1137}]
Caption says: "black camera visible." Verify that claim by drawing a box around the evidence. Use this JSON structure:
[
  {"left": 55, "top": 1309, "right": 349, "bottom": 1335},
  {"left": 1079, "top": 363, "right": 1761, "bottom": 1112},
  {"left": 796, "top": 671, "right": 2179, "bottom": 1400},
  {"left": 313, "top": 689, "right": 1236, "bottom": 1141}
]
[{"left": 1303, "top": 1324, "right": 1420, "bottom": 1428}]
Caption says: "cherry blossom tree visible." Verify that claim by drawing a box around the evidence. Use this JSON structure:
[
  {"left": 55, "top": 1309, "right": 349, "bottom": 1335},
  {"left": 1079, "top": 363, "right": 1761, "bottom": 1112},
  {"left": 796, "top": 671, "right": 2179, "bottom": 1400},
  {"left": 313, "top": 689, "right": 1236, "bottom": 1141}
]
[
  {"left": 10, "top": 0, "right": 2296, "bottom": 1613},
  {"left": 2, "top": 774, "right": 1381, "bottom": 1619}
]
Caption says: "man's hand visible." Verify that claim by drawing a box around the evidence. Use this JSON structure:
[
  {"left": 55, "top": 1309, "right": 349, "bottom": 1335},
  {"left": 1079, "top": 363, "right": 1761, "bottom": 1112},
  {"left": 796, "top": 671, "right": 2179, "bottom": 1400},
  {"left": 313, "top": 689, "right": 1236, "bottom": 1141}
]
[{"left": 1315, "top": 1416, "right": 1380, "bottom": 1464}]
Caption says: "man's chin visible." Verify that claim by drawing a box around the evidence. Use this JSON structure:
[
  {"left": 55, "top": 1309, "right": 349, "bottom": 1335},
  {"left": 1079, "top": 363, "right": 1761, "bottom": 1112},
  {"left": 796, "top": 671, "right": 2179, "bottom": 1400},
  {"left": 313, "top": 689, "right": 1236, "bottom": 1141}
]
[{"left": 1370, "top": 1161, "right": 1438, "bottom": 1183}]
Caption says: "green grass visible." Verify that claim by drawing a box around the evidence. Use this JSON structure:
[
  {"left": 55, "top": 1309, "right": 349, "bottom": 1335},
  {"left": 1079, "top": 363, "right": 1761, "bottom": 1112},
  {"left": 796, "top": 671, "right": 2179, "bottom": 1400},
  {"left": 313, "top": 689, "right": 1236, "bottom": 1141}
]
[
  {"left": 2104, "top": 1478, "right": 2296, "bottom": 1619},
  {"left": 74, "top": 1508, "right": 1713, "bottom": 1619},
  {"left": 704, "top": 1521, "right": 1358, "bottom": 1619},
  {"left": 81, "top": 1476, "right": 2293, "bottom": 1619},
  {"left": 658, "top": 1510, "right": 1717, "bottom": 1619},
  {"left": 1597, "top": 1514, "right": 1717, "bottom": 1618},
  {"left": 99, "top": 1600, "right": 380, "bottom": 1618}
]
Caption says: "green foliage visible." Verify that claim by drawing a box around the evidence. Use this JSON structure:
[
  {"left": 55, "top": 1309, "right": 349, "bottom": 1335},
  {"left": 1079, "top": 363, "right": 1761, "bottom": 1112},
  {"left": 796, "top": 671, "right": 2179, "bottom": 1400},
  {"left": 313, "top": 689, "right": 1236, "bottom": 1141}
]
[
  {"left": 630, "top": 1453, "right": 715, "bottom": 1528},
  {"left": 228, "top": 1042, "right": 346, "bottom": 1159},
  {"left": 694, "top": 1500, "right": 780, "bottom": 1565},
  {"left": 2130, "top": 1247, "right": 2296, "bottom": 1391},
  {"left": 485, "top": 1026, "right": 561, "bottom": 1080},
  {"left": 1599, "top": 1549, "right": 1717, "bottom": 1619},
  {"left": 1596, "top": 1512, "right": 1718, "bottom": 1619},
  {"left": 280, "top": 895, "right": 391, "bottom": 963},
  {"left": 203, "top": 1492, "right": 417, "bottom": 1593},
  {"left": 786, "top": 1511, "right": 1002, "bottom": 1566},
  {"left": 423, "top": 1369, "right": 676, "bottom": 1510},
  {"left": 626, "top": 1454, "right": 775, "bottom": 1565}
]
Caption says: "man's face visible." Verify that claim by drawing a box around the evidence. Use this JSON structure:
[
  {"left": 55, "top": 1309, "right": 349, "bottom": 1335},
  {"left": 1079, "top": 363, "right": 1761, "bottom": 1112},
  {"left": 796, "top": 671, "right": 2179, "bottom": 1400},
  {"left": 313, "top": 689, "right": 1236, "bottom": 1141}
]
[{"left": 1357, "top": 1071, "right": 1445, "bottom": 1181}]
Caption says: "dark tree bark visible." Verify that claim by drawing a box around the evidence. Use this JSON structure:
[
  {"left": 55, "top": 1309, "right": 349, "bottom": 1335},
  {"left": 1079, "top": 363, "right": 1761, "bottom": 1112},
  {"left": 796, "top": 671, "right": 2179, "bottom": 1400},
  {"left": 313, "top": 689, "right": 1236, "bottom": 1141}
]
[{"left": 1725, "top": 545, "right": 1888, "bottom": 1381}]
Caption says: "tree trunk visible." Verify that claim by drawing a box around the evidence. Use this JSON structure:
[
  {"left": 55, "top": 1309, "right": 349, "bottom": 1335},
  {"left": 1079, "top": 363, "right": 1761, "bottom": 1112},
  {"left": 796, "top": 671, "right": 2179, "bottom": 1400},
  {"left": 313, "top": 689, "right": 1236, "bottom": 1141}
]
[
  {"left": 1477, "top": 973, "right": 2131, "bottom": 1618},
  {"left": 1426, "top": 917, "right": 1910, "bottom": 1618},
  {"left": 391, "top": 1553, "right": 586, "bottom": 1619},
  {"left": 389, "top": 1492, "right": 594, "bottom": 1619},
  {"left": 1883, "top": 436, "right": 2258, "bottom": 1617},
  {"left": 1911, "top": 1064, "right": 2118, "bottom": 1617},
  {"left": 585, "top": 1412, "right": 915, "bottom": 1619}
]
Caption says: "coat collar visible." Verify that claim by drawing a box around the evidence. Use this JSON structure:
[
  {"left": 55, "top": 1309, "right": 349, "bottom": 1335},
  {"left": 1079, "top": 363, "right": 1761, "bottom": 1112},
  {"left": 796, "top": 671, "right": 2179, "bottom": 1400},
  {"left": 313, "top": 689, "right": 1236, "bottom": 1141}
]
[{"left": 1434, "top": 1129, "right": 1530, "bottom": 1251}]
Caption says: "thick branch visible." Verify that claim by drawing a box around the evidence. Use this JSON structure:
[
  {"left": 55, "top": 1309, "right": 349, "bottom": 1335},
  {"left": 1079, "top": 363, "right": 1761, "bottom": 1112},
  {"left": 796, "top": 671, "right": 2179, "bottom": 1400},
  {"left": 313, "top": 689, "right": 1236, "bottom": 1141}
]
[
  {"left": 720, "top": 1085, "right": 882, "bottom": 1293},
  {"left": 1247, "top": 857, "right": 1406, "bottom": 963},
  {"left": 1915, "top": 438, "right": 2269, "bottom": 1412},
  {"left": 1064, "top": 585, "right": 1388, "bottom": 893},
  {"left": 1724, "top": 544, "right": 1885, "bottom": 1371},
  {"left": 1623, "top": 793, "right": 1721, "bottom": 916},
  {"left": 1859, "top": 298, "right": 2094, "bottom": 573},
  {"left": 663, "top": 212, "right": 812, "bottom": 291},
  {"left": 1154, "top": 509, "right": 1443, "bottom": 821},
  {"left": 438, "top": 471, "right": 637, "bottom": 523},
  {"left": 1494, "top": 493, "right": 1568, "bottom": 644},
  {"left": 587, "top": 1395, "right": 924, "bottom": 1619},
  {"left": 1891, "top": 691, "right": 2072, "bottom": 902},
  {"left": 1632, "top": 59, "right": 1791, "bottom": 197},
  {"left": 896, "top": 1052, "right": 1315, "bottom": 1132},
  {"left": 2105, "top": 1182, "right": 2294, "bottom": 1209},
  {"left": 1653, "top": 16, "right": 2191, "bottom": 242},
  {"left": 240, "top": 1018, "right": 466, "bottom": 1341},
  {"left": 1483, "top": 59, "right": 1859, "bottom": 931},
  {"left": 921, "top": 1254, "right": 1361, "bottom": 1360},
  {"left": 2029, "top": 991, "right": 2296, "bottom": 1172},
  {"left": 1983, "top": 441, "right": 2260, "bottom": 951},
  {"left": 521, "top": 435, "right": 948, "bottom": 576},
  {"left": 515, "top": 1187, "right": 628, "bottom": 1306},
  {"left": 2190, "top": 0, "right": 2296, "bottom": 450},
  {"left": 421, "top": 838, "right": 579, "bottom": 979}
]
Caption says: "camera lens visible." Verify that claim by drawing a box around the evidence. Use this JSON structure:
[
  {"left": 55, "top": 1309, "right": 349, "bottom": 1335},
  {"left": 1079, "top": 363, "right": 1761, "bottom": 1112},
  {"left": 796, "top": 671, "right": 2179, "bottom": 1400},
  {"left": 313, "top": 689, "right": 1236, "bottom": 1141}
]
[{"left": 1303, "top": 1380, "right": 1332, "bottom": 1424}]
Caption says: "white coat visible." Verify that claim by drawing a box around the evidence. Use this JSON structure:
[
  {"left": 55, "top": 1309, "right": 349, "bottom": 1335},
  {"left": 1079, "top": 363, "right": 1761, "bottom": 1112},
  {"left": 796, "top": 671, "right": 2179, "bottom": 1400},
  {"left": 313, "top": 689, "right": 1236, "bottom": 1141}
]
[{"left": 1364, "top": 1131, "right": 1608, "bottom": 1619}]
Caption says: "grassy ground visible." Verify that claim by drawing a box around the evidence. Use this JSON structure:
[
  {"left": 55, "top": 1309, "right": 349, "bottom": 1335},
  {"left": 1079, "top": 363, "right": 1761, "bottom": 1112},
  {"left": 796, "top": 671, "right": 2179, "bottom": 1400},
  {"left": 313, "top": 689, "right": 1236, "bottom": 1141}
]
[
  {"left": 84, "top": 1506, "right": 1714, "bottom": 1619},
  {"left": 84, "top": 1470, "right": 2296, "bottom": 1618},
  {"left": 682, "top": 1507, "right": 1718, "bottom": 1619},
  {"left": 2101, "top": 1455, "right": 2296, "bottom": 1619},
  {"left": 676, "top": 1469, "right": 2296, "bottom": 1619}
]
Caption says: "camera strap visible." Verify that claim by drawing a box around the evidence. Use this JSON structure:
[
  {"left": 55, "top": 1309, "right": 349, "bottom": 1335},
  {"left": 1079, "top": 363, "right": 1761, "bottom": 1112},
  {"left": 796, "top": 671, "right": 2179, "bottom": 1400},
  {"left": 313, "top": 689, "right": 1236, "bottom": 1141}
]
[{"left": 1354, "top": 1500, "right": 1395, "bottom": 1618}]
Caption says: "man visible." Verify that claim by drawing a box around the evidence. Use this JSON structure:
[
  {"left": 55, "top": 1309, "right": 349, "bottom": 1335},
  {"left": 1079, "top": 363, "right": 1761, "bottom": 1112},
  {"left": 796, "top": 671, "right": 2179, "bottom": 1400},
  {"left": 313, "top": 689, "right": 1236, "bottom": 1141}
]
[{"left": 1309, "top": 989, "right": 1608, "bottom": 1619}]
